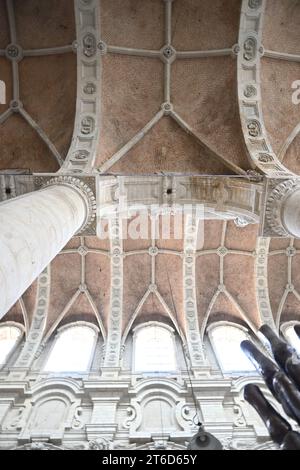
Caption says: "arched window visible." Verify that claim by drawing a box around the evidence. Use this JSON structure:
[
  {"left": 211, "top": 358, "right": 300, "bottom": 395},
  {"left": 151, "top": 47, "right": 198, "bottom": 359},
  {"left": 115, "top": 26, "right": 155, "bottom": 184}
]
[
  {"left": 44, "top": 323, "right": 98, "bottom": 372},
  {"left": 0, "top": 323, "right": 24, "bottom": 366},
  {"left": 133, "top": 322, "right": 176, "bottom": 373},
  {"left": 207, "top": 322, "right": 256, "bottom": 373},
  {"left": 281, "top": 322, "right": 300, "bottom": 355}
]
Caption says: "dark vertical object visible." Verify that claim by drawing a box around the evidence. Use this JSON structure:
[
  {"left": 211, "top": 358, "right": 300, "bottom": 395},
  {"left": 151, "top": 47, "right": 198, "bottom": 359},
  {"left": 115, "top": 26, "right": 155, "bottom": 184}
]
[
  {"left": 294, "top": 325, "right": 300, "bottom": 340},
  {"left": 241, "top": 327, "right": 300, "bottom": 450},
  {"left": 260, "top": 325, "right": 300, "bottom": 389},
  {"left": 244, "top": 384, "right": 291, "bottom": 445}
]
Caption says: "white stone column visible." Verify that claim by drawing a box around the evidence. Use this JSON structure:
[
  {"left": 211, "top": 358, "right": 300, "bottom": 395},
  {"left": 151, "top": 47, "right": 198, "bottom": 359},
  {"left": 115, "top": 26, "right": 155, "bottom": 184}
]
[
  {"left": 0, "top": 177, "right": 95, "bottom": 319},
  {"left": 282, "top": 188, "right": 300, "bottom": 238},
  {"left": 265, "top": 179, "right": 300, "bottom": 238}
]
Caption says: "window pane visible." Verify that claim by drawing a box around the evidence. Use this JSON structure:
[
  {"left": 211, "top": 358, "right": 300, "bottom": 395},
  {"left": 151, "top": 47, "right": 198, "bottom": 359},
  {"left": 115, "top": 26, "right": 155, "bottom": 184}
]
[
  {"left": 0, "top": 326, "right": 22, "bottom": 365},
  {"left": 284, "top": 325, "right": 300, "bottom": 355},
  {"left": 134, "top": 325, "right": 176, "bottom": 372},
  {"left": 210, "top": 325, "right": 256, "bottom": 373},
  {"left": 44, "top": 325, "right": 97, "bottom": 372}
]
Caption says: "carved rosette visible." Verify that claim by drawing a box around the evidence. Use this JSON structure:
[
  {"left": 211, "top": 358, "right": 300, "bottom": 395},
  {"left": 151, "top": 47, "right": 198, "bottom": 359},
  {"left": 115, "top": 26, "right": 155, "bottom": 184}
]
[
  {"left": 264, "top": 179, "right": 300, "bottom": 237},
  {"left": 39, "top": 175, "right": 97, "bottom": 235}
]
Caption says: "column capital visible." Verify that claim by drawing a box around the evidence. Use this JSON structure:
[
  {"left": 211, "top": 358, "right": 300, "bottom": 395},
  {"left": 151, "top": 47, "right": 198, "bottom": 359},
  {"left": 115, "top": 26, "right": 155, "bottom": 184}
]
[
  {"left": 37, "top": 175, "right": 97, "bottom": 235},
  {"left": 263, "top": 178, "right": 300, "bottom": 238}
]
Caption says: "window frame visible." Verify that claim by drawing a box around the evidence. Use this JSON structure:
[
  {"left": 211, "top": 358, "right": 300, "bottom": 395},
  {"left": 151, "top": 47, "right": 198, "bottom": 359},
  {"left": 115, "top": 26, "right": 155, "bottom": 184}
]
[
  {"left": 207, "top": 321, "right": 257, "bottom": 375},
  {"left": 132, "top": 321, "right": 177, "bottom": 375},
  {"left": 43, "top": 321, "right": 99, "bottom": 374}
]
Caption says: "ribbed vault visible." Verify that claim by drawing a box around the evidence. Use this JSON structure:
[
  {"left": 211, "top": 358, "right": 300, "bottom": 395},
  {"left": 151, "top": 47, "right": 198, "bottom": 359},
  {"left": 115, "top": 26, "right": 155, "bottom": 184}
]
[{"left": 1, "top": 0, "right": 300, "bottom": 357}]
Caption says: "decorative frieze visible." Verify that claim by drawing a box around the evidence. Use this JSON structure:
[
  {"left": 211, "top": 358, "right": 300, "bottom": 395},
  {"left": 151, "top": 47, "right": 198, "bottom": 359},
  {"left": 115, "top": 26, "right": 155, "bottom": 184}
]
[
  {"left": 97, "top": 176, "right": 262, "bottom": 224},
  {"left": 103, "top": 217, "right": 123, "bottom": 369},
  {"left": 61, "top": 0, "right": 101, "bottom": 173},
  {"left": 183, "top": 212, "right": 206, "bottom": 369},
  {"left": 238, "top": 0, "right": 294, "bottom": 177},
  {"left": 12, "top": 266, "right": 51, "bottom": 372},
  {"left": 34, "top": 175, "right": 97, "bottom": 236},
  {"left": 255, "top": 238, "right": 275, "bottom": 328}
]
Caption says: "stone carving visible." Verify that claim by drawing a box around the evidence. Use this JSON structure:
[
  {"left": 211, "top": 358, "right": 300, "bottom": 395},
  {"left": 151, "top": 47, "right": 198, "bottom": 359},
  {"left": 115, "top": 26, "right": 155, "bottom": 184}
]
[
  {"left": 163, "top": 46, "right": 175, "bottom": 59},
  {"left": 3, "top": 406, "right": 26, "bottom": 431},
  {"left": 81, "top": 117, "right": 94, "bottom": 135},
  {"left": 123, "top": 406, "right": 137, "bottom": 429},
  {"left": 135, "top": 441, "right": 187, "bottom": 450},
  {"left": 73, "top": 150, "right": 89, "bottom": 161},
  {"left": 5, "top": 43, "right": 23, "bottom": 61},
  {"left": 181, "top": 405, "right": 194, "bottom": 427},
  {"left": 42, "top": 176, "right": 97, "bottom": 234},
  {"left": 88, "top": 437, "right": 114, "bottom": 450},
  {"left": 232, "top": 44, "right": 240, "bottom": 55},
  {"left": 234, "top": 217, "right": 250, "bottom": 228},
  {"left": 244, "top": 85, "right": 257, "bottom": 98},
  {"left": 243, "top": 37, "right": 257, "bottom": 61},
  {"left": 247, "top": 120, "right": 261, "bottom": 138},
  {"left": 217, "top": 246, "right": 228, "bottom": 256},
  {"left": 238, "top": 0, "right": 292, "bottom": 176},
  {"left": 183, "top": 214, "right": 205, "bottom": 367},
  {"left": 265, "top": 179, "right": 299, "bottom": 236},
  {"left": 148, "top": 246, "right": 159, "bottom": 256},
  {"left": 104, "top": 217, "right": 123, "bottom": 367},
  {"left": 14, "top": 266, "right": 50, "bottom": 369},
  {"left": 98, "top": 41, "right": 107, "bottom": 54},
  {"left": 160, "top": 45, "right": 176, "bottom": 63},
  {"left": 83, "top": 82, "right": 96, "bottom": 95},
  {"left": 14, "top": 442, "right": 64, "bottom": 451},
  {"left": 286, "top": 247, "right": 296, "bottom": 257},
  {"left": 62, "top": 0, "right": 100, "bottom": 173},
  {"left": 83, "top": 33, "right": 96, "bottom": 57},
  {"left": 98, "top": 176, "right": 261, "bottom": 224},
  {"left": 248, "top": 0, "right": 262, "bottom": 9},
  {"left": 222, "top": 438, "right": 275, "bottom": 451},
  {"left": 255, "top": 238, "right": 275, "bottom": 328},
  {"left": 258, "top": 154, "right": 273, "bottom": 163},
  {"left": 71, "top": 406, "right": 84, "bottom": 430},
  {"left": 233, "top": 405, "right": 246, "bottom": 427}
]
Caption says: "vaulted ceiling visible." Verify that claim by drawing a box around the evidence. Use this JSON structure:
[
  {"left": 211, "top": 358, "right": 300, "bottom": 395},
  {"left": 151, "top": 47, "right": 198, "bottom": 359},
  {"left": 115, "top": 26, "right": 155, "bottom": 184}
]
[{"left": 1, "top": 0, "right": 300, "bottom": 342}]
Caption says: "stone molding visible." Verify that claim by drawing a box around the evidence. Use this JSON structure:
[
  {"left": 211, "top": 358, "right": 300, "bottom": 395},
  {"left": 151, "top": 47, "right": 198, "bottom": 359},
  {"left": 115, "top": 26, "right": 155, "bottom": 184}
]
[
  {"left": 61, "top": 0, "right": 101, "bottom": 174},
  {"left": 238, "top": 0, "right": 294, "bottom": 177},
  {"left": 35, "top": 175, "right": 97, "bottom": 235},
  {"left": 261, "top": 178, "right": 300, "bottom": 237}
]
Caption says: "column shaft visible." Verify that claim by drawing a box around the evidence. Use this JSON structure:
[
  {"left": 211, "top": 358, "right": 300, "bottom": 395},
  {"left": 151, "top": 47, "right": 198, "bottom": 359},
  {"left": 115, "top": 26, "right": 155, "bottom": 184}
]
[{"left": 0, "top": 184, "right": 87, "bottom": 318}]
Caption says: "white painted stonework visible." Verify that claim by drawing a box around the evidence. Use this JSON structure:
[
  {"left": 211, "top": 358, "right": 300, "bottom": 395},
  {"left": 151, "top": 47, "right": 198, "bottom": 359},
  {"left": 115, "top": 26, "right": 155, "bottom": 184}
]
[{"left": 0, "top": 184, "right": 87, "bottom": 318}]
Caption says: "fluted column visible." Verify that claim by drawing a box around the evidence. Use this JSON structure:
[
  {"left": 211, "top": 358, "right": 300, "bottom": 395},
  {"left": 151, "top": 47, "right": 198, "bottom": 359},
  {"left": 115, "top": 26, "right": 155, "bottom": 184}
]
[
  {"left": 265, "top": 179, "right": 300, "bottom": 238},
  {"left": 0, "top": 177, "right": 96, "bottom": 318}
]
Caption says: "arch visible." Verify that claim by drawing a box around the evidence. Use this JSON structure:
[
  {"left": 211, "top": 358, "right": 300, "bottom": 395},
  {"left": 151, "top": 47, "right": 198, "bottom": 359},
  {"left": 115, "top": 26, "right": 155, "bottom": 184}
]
[
  {"left": 0, "top": 322, "right": 25, "bottom": 367},
  {"left": 207, "top": 321, "right": 257, "bottom": 374},
  {"left": 43, "top": 322, "right": 99, "bottom": 373},
  {"left": 281, "top": 321, "right": 300, "bottom": 355},
  {"left": 132, "top": 322, "right": 177, "bottom": 373}
]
